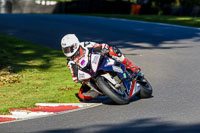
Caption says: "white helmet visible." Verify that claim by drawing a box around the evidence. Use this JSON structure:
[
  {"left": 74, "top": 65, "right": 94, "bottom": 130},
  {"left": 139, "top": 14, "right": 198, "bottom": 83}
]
[{"left": 61, "top": 34, "right": 80, "bottom": 57}]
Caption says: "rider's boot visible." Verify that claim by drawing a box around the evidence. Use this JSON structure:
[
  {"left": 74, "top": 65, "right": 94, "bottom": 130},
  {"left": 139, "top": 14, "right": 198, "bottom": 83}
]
[
  {"left": 78, "top": 84, "right": 100, "bottom": 100},
  {"left": 108, "top": 47, "right": 141, "bottom": 75},
  {"left": 121, "top": 57, "right": 141, "bottom": 74},
  {"left": 121, "top": 58, "right": 148, "bottom": 86}
]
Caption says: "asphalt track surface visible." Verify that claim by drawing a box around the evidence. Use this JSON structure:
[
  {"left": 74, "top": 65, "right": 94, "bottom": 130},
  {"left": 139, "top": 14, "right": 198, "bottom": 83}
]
[{"left": 0, "top": 14, "right": 200, "bottom": 133}]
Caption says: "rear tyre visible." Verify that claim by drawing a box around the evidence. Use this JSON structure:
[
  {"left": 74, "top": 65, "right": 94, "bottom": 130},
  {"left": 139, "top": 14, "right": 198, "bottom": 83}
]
[
  {"left": 139, "top": 78, "right": 152, "bottom": 98},
  {"left": 97, "top": 76, "right": 129, "bottom": 105}
]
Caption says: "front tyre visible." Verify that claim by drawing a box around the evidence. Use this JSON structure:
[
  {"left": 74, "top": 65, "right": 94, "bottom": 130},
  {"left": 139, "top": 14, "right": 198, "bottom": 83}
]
[
  {"left": 96, "top": 76, "right": 129, "bottom": 105},
  {"left": 138, "top": 78, "right": 153, "bottom": 98}
]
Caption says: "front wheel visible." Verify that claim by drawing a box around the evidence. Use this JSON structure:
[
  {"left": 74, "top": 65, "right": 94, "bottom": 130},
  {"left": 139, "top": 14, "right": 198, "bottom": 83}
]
[
  {"left": 96, "top": 76, "right": 129, "bottom": 105},
  {"left": 138, "top": 78, "right": 153, "bottom": 98}
]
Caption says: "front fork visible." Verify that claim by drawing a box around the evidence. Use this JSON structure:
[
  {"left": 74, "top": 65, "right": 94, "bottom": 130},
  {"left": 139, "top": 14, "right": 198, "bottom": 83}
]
[{"left": 127, "top": 71, "right": 144, "bottom": 98}]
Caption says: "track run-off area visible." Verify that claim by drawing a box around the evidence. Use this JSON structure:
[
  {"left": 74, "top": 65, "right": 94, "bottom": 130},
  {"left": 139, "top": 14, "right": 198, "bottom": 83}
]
[{"left": 0, "top": 14, "right": 200, "bottom": 133}]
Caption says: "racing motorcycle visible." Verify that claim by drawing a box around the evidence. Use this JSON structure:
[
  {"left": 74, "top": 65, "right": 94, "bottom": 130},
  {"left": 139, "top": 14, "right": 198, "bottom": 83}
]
[{"left": 77, "top": 48, "right": 152, "bottom": 104}]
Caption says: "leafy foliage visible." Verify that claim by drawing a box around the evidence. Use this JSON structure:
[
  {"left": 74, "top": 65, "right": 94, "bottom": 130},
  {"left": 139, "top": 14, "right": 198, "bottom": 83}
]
[
  {"left": 180, "top": 0, "right": 200, "bottom": 6},
  {"left": 0, "top": 68, "right": 22, "bottom": 87}
]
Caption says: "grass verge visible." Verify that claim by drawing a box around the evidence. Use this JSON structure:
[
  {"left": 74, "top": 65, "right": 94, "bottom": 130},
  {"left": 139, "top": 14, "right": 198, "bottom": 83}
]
[
  {"left": 81, "top": 14, "right": 200, "bottom": 28},
  {"left": 0, "top": 34, "right": 80, "bottom": 114}
]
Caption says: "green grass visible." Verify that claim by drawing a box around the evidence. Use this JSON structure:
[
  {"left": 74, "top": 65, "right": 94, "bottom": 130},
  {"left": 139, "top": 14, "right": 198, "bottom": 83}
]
[
  {"left": 0, "top": 34, "right": 80, "bottom": 114},
  {"left": 81, "top": 14, "right": 200, "bottom": 28}
]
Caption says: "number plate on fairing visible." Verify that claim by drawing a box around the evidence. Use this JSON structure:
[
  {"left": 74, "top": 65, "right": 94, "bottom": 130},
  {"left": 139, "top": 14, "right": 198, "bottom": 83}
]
[{"left": 91, "top": 54, "right": 101, "bottom": 73}]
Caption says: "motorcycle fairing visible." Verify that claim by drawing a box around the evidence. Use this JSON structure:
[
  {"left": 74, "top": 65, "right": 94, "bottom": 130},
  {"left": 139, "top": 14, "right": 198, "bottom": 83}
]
[
  {"left": 78, "top": 54, "right": 137, "bottom": 97},
  {"left": 101, "top": 73, "right": 118, "bottom": 85},
  {"left": 90, "top": 54, "right": 101, "bottom": 73},
  {"left": 129, "top": 80, "right": 141, "bottom": 98},
  {"left": 98, "top": 56, "right": 132, "bottom": 94},
  {"left": 78, "top": 70, "right": 91, "bottom": 81}
]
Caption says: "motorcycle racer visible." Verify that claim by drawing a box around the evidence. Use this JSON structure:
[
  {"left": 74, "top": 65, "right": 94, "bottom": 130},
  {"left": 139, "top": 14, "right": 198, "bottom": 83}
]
[{"left": 61, "top": 34, "right": 141, "bottom": 101}]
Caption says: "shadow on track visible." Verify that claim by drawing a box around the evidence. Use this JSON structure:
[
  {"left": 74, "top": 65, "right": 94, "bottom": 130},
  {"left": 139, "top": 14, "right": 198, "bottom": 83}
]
[
  {"left": 0, "top": 14, "right": 200, "bottom": 51},
  {"left": 76, "top": 95, "right": 148, "bottom": 105},
  {"left": 35, "top": 118, "right": 200, "bottom": 133}
]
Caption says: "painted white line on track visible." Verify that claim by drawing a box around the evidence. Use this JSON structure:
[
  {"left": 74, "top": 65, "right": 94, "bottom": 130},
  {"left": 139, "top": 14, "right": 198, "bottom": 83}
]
[
  {"left": 109, "top": 17, "right": 200, "bottom": 30},
  {"left": 0, "top": 103, "right": 102, "bottom": 125}
]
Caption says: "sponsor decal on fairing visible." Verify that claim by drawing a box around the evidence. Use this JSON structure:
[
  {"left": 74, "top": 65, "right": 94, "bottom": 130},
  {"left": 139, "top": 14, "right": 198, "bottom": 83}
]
[
  {"left": 78, "top": 70, "right": 91, "bottom": 80},
  {"left": 105, "top": 58, "right": 115, "bottom": 66},
  {"left": 112, "top": 66, "right": 123, "bottom": 73},
  {"left": 79, "top": 57, "right": 88, "bottom": 68}
]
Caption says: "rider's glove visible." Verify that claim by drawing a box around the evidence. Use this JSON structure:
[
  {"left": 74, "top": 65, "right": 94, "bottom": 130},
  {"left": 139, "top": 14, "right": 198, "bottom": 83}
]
[
  {"left": 112, "top": 47, "right": 122, "bottom": 57},
  {"left": 101, "top": 48, "right": 110, "bottom": 56}
]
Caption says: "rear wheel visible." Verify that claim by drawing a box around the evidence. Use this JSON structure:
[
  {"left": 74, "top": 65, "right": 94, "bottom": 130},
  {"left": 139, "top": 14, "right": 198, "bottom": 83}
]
[{"left": 96, "top": 76, "right": 129, "bottom": 105}]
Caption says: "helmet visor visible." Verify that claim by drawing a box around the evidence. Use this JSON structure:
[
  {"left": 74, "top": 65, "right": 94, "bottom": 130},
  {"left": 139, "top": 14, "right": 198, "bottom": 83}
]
[{"left": 62, "top": 46, "right": 74, "bottom": 55}]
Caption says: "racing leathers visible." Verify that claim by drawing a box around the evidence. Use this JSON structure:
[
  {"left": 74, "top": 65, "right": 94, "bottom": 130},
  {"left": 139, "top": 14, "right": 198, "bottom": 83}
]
[{"left": 67, "top": 42, "right": 140, "bottom": 100}]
